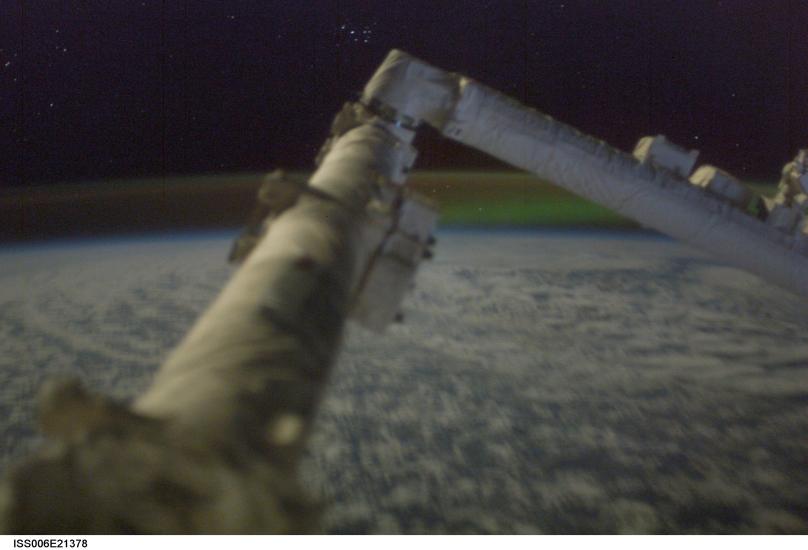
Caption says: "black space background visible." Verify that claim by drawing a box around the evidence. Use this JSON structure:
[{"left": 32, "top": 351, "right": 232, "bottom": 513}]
[{"left": 1, "top": 1, "right": 806, "bottom": 188}]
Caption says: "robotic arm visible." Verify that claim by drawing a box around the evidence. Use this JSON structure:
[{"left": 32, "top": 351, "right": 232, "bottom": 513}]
[
  {"left": 2, "top": 49, "right": 804, "bottom": 535},
  {"left": 358, "top": 49, "right": 808, "bottom": 300}
]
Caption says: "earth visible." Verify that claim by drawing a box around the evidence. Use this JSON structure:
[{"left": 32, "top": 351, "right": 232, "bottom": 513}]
[{"left": 0, "top": 228, "right": 806, "bottom": 534}]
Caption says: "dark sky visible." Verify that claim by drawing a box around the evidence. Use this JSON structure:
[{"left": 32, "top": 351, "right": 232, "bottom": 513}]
[{"left": 1, "top": 0, "right": 806, "bottom": 187}]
